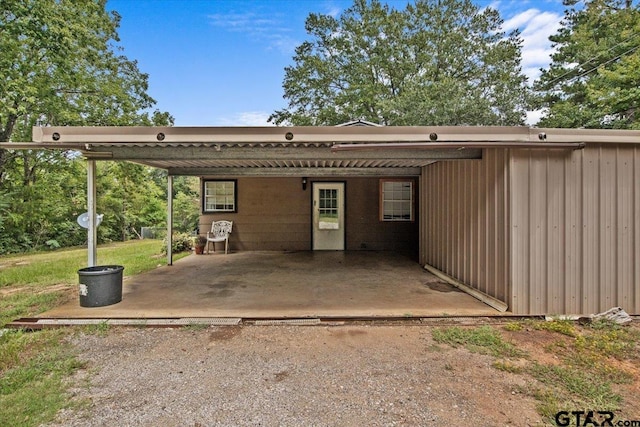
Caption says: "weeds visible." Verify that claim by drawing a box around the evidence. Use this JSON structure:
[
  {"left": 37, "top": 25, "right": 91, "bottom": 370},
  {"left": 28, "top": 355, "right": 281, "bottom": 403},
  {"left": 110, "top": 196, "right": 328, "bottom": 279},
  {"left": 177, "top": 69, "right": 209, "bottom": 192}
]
[
  {"left": 432, "top": 325, "right": 525, "bottom": 358},
  {"left": 529, "top": 362, "right": 622, "bottom": 409},
  {"left": 492, "top": 360, "right": 524, "bottom": 374},
  {"left": 185, "top": 323, "right": 210, "bottom": 331},
  {"left": 432, "top": 320, "right": 640, "bottom": 424},
  {"left": 503, "top": 321, "right": 523, "bottom": 332},
  {"left": 528, "top": 318, "right": 578, "bottom": 337},
  {"left": 81, "top": 321, "right": 111, "bottom": 336}
]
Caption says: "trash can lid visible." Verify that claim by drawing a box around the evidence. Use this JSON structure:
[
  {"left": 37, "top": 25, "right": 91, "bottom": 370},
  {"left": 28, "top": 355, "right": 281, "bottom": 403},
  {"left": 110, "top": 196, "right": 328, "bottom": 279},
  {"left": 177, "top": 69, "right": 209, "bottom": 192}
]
[{"left": 78, "top": 265, "right": 125, "bottom": 274}]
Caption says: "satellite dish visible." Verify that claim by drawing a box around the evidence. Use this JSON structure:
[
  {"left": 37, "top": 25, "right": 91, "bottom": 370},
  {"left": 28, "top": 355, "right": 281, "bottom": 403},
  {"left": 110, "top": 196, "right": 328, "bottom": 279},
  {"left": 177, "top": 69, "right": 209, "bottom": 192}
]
[{"left": 76, "top": 212, "right": 104, "bottom": 228}]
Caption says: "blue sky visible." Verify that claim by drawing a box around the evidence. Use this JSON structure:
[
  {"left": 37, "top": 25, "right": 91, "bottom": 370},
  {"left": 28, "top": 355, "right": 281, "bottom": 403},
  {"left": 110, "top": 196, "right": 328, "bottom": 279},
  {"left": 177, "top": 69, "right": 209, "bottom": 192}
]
[{"left": 106, "top": 0, "right": 566, "bottom": 126}]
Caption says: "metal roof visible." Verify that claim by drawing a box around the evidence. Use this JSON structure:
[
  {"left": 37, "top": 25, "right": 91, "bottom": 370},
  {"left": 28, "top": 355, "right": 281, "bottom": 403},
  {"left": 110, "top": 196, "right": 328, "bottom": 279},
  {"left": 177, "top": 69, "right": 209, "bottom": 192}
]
[{"left": 0, "top": 125, "right": 635, "bottom": 176}]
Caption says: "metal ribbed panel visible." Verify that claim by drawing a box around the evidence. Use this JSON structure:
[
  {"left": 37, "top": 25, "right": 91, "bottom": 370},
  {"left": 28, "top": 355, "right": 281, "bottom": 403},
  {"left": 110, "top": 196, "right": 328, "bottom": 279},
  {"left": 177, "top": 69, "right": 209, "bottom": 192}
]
[
  {"left": 509, "top": 144, "right": 640, "bottom": 315},
  {"left": 421, "top": 149, "right": 511, "bottom": 309},
  {"left": 424, "top": 144, "right": 639, "bottom": 315}
]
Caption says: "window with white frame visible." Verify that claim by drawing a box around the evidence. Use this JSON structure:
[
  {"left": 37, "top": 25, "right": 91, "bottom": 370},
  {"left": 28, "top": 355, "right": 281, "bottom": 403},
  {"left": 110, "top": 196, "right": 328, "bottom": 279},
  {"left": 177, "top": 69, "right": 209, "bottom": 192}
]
[
  {"left": 203, "top": 180, "right": 237, "bottom": 213},
  {"left": 380, "top": 179, "right": 413, "bottom": 221}
]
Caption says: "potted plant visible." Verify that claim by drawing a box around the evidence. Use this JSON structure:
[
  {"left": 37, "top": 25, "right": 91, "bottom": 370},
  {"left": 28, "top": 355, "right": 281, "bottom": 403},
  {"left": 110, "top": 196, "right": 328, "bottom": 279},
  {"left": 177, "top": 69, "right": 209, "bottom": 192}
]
[{"left": 194, "top": 235, "right": 207, "bottom": 254}]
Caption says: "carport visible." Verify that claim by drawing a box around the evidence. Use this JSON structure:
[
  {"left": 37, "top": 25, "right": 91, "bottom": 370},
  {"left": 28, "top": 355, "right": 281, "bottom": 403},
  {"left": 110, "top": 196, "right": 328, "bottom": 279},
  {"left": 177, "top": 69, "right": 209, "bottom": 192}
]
[{"left": 5, "top": 124, "right": 638, "bottom": 318}]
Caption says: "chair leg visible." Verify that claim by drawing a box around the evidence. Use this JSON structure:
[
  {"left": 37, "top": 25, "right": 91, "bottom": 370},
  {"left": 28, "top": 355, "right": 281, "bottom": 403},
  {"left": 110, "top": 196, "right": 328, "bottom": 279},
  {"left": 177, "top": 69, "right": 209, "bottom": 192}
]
[{"left": 224, "top": 239, "right": 228, "bottom": 254}]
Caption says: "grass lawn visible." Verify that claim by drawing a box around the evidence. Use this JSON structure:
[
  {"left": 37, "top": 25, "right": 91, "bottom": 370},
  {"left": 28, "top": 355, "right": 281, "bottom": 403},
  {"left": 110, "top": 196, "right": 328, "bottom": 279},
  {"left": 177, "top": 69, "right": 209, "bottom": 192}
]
[
  {"left": 0, "top": 239, "right": 178, "bottom": 289},
  {"left": 0, "top": 240, "right": 190, "bottom": 427}
]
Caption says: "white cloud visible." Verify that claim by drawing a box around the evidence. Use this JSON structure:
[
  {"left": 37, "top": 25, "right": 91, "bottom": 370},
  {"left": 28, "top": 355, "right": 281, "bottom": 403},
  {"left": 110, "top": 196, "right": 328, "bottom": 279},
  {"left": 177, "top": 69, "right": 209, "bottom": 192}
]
[
  {"left": 526, "top": 109, "right": 545, "bottom": 126},
  {"left": 503, "top": 8, "right": 562, "bottom": 83},
  {"left": 207, "top": 11, "right": 296, "bottom": 55},
  {"left": 207, "top": 12, "right": 280, "bottom": 33},
  {"left": 213, "top": 112, "right": 275, "bottom": 126}
]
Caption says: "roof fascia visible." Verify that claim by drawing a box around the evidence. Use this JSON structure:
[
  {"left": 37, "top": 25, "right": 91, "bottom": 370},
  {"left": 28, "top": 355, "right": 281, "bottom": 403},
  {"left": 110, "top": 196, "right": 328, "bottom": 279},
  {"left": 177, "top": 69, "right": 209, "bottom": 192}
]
[
  {"left": 31, "top": 125, "right": 534, "bottom": 144},
  {"left": 0, "top": 126, "right": 634, "bottom": 151}
]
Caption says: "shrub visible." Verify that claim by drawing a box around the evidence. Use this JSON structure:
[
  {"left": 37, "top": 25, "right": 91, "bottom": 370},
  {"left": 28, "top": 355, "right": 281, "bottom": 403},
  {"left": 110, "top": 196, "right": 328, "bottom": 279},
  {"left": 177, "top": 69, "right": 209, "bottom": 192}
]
[{"left": 160, "top": 232, "right": 193, "bottom": 254}]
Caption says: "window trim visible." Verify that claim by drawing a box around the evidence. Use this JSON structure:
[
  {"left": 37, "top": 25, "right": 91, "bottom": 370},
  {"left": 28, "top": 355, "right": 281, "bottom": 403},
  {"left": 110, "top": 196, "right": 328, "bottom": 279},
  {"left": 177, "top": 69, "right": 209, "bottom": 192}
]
[
  {"left": 202, "top": 179, "right": 238, "bottom": 213},
  {"left": 379, "top": 179, "right": 414, "bottom": 222}
]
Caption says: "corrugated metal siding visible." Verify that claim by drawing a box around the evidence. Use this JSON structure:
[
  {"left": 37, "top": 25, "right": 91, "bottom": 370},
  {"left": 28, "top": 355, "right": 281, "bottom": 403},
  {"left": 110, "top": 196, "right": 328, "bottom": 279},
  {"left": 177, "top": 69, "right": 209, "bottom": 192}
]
[
  {"left": 421, "top": 149, "right": 511, "bottom": 306},
  {"left": 509, "top": 144, "right": 640, "bottom": 315}
]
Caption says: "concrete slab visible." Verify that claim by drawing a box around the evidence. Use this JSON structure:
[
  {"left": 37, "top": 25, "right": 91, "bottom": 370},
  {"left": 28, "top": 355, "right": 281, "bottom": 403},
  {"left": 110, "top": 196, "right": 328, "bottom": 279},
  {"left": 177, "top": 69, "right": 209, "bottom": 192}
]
[{"left": 40, "top": 251, "right": 500, "bottom": 319}]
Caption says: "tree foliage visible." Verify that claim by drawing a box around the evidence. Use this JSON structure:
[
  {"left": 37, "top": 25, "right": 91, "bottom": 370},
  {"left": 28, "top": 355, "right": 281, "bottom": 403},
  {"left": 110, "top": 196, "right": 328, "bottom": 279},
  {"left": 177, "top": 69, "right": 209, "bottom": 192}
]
[
  {"left": 0, "top": 0, "right": 189, "bottom": 254},
  {"left": 269, "top": 0, "right": 531, "bottom": 126},
  {"left": 534, "top": 0, "right": 640, "bottom": 128}
]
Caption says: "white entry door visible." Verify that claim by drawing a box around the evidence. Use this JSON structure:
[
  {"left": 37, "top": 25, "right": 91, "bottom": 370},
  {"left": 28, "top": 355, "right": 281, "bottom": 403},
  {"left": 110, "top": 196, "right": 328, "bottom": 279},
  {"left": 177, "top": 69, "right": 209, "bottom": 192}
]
[{"left": 312, "top": 182, "right": 345, "bottom": 250}]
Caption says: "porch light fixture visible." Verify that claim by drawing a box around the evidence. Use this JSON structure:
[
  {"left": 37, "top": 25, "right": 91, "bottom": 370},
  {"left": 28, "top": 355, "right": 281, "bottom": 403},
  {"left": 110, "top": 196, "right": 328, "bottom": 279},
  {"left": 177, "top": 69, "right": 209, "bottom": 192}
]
[
  {"left": 429, "top": 133, "right": 438, "bottom": 141},
  {"left": 52, "top": 132, "right": 60, "bottom": 141},
  {"left": 157, "top": 132, "right": 165, "bottom": 141},
  {"left": 302, "top": 177, "right": 308, "bottom": 191}
]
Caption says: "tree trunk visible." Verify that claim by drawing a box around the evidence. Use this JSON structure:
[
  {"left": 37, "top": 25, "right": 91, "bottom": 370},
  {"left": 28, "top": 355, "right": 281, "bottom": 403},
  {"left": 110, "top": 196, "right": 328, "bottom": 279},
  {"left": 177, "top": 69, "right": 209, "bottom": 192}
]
[{"left": 0, "top": 106, "right": 19, "bottom": 185}]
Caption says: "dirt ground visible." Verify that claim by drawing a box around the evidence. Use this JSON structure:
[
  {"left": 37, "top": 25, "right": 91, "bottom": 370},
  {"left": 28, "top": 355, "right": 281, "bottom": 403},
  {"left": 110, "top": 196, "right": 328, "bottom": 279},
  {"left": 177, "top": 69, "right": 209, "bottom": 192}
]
[
  {"left": 40, "top": 319, "right": 640, "bottom": 427},
  {"left": 44, "top": 323, "right": 552, "bottom": 427}
]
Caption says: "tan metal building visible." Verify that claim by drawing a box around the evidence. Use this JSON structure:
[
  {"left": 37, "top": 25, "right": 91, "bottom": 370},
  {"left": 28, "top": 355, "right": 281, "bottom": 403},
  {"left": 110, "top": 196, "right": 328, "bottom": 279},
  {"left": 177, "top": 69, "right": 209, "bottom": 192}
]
[
  {"left": 422, "top": 142, "right": 640, "bottom": 315},
  {"left": 5, "top": 125, "right": 639, "bottom": 316}
]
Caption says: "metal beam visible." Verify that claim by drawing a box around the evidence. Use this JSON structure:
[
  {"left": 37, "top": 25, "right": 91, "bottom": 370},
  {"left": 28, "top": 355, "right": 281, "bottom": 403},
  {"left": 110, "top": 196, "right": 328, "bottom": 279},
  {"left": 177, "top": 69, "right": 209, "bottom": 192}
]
[
  {"left": 331, "top": 141, "right": 586, "bottom": 151},
  {"left": 167, "top": 175, "right": 173, "bottom": 266},
  {"left": 101, "top": 146, "right": 482, "bottom": 161},
  {"left": 167, "top": 166, "right": 425, "bottom": 177},
  {"left": 31, "top": 125, "right": 531, "bottom": 144},
  {"left": 87, "top": 160, "right": 97, "bottom": 267}
]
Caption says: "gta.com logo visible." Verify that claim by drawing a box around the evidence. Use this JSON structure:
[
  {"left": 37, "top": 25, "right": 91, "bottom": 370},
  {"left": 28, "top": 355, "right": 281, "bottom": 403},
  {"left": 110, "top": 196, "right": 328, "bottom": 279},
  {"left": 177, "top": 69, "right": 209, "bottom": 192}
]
[{"left": 555, "top": 411, "right": 640, "bottom": 426}]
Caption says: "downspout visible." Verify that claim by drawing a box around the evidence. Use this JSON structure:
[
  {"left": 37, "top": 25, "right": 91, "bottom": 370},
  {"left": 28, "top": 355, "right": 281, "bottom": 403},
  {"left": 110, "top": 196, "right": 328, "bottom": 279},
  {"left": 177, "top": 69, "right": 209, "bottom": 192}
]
[
  {"left": 87, "top": 159, "right": 97, "bottom": 266},
  {"left": 167, "top": 174, "right": 173, "bottom": 266}
]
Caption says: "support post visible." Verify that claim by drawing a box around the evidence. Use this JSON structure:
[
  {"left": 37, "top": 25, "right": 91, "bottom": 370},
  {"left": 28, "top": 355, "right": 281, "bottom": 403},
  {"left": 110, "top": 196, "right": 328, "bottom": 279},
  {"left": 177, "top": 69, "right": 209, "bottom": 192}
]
[
  {"left": 167, "top": 174, "right": 173, "bottom": 266},
  {"left": 87, "top": 159, "right": 97, "bottom": 267}
]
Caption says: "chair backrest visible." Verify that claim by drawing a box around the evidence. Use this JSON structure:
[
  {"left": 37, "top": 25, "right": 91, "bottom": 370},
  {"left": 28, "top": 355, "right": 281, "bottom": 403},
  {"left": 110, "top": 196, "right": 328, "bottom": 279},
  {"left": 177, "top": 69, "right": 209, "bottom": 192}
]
[{"left": 211, "top": 220, "right": 232, "bottom": 238}]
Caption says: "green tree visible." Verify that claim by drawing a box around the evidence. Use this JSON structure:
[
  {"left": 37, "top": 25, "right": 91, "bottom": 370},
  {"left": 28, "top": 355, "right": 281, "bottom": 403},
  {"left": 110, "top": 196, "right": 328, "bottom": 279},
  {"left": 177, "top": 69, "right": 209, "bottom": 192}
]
[
  {"left": 269, "top": 0, "right": 530, "bottom": 126},
  {"left": 0, "top": 152, "right": 87, "bottom": 252},
  {"left": 97, "top": 162, "right": 167, "bottom": 242},
  {"left": 172, "top": 176, "right": 200, "bottom": 234},
  {"left": 0, "top": 0, "right": 174, "bottom": 252},
  {"left": 534, "top": 0, "right": 640, "bottom": 129}
]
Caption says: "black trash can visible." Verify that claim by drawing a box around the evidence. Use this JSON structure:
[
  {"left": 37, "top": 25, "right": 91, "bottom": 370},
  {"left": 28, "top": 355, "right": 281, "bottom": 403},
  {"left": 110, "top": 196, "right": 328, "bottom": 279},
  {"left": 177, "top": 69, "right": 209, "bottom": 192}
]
[{"left": 78, "top": 265, "right": 124, "bottom": 307}]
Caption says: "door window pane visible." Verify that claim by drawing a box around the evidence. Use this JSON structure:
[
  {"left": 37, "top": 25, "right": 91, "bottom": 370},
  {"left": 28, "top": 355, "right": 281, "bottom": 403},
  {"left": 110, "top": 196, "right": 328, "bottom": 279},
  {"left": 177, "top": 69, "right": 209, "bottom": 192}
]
[{"left": 318, "top": 188, "right": 339, "bottom": 229}]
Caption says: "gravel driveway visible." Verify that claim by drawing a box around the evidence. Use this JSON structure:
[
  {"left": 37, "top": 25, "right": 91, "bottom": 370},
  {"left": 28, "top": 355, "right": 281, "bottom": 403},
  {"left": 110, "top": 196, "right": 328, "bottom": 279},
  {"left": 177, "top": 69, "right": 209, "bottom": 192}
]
[{"left": 45, "top": 324, "right": 542, "bottom": 426}]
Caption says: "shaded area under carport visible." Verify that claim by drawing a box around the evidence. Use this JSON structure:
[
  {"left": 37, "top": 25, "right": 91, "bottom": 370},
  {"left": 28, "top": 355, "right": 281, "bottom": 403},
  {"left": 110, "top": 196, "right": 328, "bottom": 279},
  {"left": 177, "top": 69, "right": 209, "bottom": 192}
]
[{"left": 40, "top": 251, "right": 500, "bottom": 319}]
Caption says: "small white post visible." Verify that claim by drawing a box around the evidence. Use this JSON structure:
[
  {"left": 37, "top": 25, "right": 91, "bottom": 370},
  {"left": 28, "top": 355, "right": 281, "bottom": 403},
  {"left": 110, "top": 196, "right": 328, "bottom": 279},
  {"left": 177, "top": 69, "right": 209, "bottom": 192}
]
[
  {"left": 87, "top": 159, "right": 97, "bottom": 266},
  {"left": 167, "top": 174, "right": 173, "bottom": 266}
]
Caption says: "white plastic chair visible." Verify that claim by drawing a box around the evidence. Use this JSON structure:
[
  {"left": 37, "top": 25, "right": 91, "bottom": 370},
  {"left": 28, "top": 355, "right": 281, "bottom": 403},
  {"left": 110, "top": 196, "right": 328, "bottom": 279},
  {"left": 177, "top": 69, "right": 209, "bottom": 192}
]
[{"left": 205, "top": 220, "right": 233, "bottom": 254}]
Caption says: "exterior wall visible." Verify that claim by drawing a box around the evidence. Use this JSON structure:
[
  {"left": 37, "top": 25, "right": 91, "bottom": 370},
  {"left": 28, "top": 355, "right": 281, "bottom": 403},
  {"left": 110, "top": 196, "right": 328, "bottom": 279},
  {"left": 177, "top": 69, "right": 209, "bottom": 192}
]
[
  {"left": 199, "top": 176, "right": 418, "bottom": 253},
  {"left": 509, "top": 144, "right": 640, "bottom": 315},
  {"left": 421, "top": 149, "right": 511, "bottom": 305},
  {"left": 345, "top": 177, "right": 419, "bottom": 254}
]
